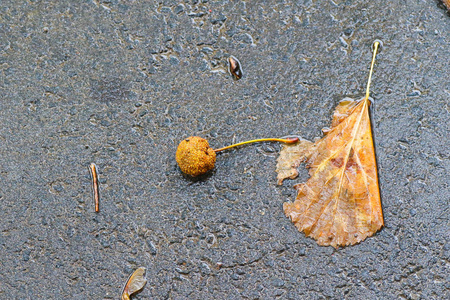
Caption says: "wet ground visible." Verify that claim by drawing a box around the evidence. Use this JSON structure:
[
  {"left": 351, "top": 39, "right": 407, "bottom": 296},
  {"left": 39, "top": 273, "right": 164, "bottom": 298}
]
[{"left": 1, "top": 1, "right": 449, "bottom": 299}]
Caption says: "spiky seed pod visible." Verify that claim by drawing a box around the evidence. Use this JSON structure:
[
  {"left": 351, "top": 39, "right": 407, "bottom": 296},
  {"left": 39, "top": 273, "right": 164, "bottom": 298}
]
[{"left": 176, "top": 136, "right": 216, "bottom": 177}]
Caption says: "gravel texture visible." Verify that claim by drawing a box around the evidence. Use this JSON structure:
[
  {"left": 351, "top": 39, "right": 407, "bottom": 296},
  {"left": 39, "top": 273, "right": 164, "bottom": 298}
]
[{"left": 1, "top": 1, "right": 449, "bottom": 299}]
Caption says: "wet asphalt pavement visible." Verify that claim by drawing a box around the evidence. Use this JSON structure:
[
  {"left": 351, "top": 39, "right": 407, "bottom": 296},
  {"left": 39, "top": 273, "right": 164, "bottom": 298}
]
[{"left": 1, "top": 1, "right": 449, "bottom": 299}]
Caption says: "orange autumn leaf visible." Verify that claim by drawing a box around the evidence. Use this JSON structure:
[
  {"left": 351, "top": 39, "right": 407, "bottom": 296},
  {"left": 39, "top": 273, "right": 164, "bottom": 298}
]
[
  {"left": 443, "top": 0, "right": 450, "bottom": 10},
  {"left": 276, "top": 42, "right": 384, "bottom": 249},
  {"left": 121, "top": 267, "right": 147, "bottom": 300}
]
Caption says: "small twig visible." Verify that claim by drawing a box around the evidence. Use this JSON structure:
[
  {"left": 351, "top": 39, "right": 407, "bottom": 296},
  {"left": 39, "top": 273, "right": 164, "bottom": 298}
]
[{"left": 89, "top": 163, "right": 100, "bottom": 213}]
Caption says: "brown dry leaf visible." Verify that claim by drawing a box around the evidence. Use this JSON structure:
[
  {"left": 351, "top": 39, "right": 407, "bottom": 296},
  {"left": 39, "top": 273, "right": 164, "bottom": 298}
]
[
  {"left": 276, "top": 96, "right": 383, "bottom": 248},
  {"left": 443, "top": 0, "right": 450, "bottom": 10},
  {"left": 121, "top": 267, "right": 147, "bottom": 300}
]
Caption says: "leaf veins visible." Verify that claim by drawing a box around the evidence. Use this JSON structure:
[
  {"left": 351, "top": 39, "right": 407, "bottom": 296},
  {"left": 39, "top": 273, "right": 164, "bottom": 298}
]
[{"left": 276, "top": 97, "right": 383, "bottom": 248}]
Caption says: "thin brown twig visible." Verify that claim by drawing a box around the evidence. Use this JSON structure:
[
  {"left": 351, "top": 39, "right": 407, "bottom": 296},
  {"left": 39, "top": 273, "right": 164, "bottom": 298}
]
[{"left": 89, "top": 163, "right": 100, "bottom": 213}]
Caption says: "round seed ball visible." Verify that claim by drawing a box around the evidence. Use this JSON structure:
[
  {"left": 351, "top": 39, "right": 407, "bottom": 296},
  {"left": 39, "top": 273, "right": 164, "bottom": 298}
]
[{"left": 176, "top": 136, "right": 216, "bottom": 177}]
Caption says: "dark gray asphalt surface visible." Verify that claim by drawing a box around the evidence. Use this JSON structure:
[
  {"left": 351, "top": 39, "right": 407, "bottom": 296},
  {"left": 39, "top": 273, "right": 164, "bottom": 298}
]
[{"left": 1, "top": 1, "right": 449, "bottom": 299}]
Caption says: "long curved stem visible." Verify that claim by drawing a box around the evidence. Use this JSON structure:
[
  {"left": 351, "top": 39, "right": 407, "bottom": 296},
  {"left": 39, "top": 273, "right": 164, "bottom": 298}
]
[{"left": 214, "top": 137, "right": 299, "bottom": 153}]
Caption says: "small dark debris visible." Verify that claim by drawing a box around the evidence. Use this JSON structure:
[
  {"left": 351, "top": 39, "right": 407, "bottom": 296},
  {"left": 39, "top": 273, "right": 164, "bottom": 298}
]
[{"left": 228, "top": 56, "right": 243, "bottom": 80}]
